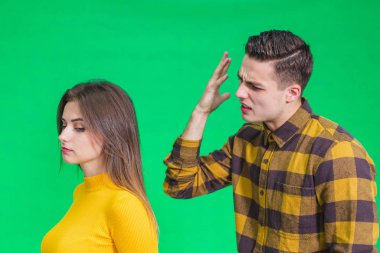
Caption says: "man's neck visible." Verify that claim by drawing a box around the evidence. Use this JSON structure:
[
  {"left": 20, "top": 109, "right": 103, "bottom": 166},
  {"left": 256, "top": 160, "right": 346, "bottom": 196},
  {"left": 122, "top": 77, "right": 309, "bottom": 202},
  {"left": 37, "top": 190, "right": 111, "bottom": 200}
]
[{"left": 265, "top": 99, "right": 302, "bottom": 132}]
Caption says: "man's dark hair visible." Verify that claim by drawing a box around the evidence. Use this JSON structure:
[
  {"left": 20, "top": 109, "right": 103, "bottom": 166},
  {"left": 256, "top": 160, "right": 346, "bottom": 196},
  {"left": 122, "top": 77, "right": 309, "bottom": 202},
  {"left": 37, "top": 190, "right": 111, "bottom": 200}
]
[{"left": 245, "top": 30, "right": 313, "bottom": 91}]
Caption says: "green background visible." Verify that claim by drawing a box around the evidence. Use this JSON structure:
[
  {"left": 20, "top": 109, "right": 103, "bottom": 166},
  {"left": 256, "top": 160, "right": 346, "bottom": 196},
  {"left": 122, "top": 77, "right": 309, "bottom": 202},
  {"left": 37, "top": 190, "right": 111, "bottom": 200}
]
[{"left": 1, "top": 0, "right": 379, "bottom": 252}]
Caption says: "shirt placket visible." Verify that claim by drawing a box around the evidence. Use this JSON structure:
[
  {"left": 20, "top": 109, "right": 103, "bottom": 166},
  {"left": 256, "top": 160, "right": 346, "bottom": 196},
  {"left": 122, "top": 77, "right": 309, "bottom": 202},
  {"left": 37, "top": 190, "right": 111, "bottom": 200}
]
[{"left": 254, "top": 134, "right": 276, "bottom": 252}]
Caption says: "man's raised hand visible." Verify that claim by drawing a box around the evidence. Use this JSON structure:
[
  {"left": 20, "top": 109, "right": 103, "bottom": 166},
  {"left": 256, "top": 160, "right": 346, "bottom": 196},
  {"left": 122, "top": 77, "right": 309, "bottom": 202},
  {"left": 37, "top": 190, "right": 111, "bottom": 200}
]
[{"left": 195, "top": 52, "right": 231, "bottom": 115}]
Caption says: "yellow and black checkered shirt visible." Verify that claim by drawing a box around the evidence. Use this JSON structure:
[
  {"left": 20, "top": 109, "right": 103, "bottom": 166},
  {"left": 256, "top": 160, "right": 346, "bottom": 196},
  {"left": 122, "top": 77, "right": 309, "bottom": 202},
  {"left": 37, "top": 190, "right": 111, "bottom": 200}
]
[{"left": 164, "top": 100, "right": 378, "bottom": 252}]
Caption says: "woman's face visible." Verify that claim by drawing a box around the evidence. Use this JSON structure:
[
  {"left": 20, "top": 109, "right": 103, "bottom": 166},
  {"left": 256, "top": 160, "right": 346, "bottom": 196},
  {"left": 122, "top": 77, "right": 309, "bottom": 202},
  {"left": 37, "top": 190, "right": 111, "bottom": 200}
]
[{"left": 58, "top": 101, "right": 104, "bottom": 176}]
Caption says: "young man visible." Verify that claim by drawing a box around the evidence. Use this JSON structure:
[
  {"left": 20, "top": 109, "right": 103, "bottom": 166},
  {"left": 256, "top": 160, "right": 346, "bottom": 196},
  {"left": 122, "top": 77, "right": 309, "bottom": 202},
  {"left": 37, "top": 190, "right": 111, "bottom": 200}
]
[{"left": 163, "top": 30, "right": 378, "bottom": 252}]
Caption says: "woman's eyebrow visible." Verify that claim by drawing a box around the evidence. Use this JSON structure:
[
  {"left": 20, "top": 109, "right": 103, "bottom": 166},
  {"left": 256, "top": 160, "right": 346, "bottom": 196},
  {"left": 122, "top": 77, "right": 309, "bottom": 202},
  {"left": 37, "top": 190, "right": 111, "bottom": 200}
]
[
  {"left": 71, "top": 118, "right": 83, "bottom": 122},
  {"left": 61, "top": 117, "right": 84, "bottom": 122}
]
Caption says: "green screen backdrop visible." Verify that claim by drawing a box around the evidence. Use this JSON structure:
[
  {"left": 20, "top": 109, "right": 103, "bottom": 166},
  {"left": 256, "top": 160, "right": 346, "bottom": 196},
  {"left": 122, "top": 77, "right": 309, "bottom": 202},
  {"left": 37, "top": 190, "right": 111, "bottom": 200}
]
[{"left": 1, "top": 0, "right": 379, "bottom": 252}]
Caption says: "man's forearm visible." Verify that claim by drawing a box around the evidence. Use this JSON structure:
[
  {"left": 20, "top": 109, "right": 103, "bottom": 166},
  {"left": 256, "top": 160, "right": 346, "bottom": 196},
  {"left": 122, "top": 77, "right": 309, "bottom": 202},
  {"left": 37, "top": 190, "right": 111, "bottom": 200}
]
[
  {"left": 180, "top": 53, "right": 231, "bottom": 140},
  {"left": 182, "top": 105, "right": 210, "bottom": 140}
]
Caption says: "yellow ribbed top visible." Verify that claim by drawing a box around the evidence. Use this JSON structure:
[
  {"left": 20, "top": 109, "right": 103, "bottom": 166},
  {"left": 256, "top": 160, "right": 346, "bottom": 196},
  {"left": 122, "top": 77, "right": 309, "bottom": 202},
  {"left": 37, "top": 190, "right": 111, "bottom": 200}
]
[{"left": 41, "top": 173, "right": 158, "bottom": 253}]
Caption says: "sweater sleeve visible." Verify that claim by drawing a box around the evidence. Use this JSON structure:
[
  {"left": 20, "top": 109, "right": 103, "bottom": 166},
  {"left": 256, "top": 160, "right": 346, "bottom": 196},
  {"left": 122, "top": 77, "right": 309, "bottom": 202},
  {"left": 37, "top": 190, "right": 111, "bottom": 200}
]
[{"left": 108, "top": 193, "right": 158, "bottom": 253}]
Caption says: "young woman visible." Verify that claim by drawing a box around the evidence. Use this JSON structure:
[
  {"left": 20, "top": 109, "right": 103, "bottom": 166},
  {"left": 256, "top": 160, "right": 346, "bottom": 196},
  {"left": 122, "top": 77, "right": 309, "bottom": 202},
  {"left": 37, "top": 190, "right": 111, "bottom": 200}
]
[{"left": 41, "top": 80, "right": 158, "bottom": 253}]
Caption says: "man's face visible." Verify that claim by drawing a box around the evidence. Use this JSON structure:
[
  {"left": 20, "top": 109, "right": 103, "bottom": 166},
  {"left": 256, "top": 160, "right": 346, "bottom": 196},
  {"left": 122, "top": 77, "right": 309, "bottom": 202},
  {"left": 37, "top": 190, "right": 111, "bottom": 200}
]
[{"left": 236, "top": 55, "right": 290, "bottom": 128}]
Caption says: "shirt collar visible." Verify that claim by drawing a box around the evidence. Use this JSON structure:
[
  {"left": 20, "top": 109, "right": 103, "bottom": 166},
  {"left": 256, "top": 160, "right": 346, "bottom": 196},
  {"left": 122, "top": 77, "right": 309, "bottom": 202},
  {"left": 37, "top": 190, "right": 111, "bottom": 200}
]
[{"left": 268, "top": 98, "right": 312, "bottom": 148}]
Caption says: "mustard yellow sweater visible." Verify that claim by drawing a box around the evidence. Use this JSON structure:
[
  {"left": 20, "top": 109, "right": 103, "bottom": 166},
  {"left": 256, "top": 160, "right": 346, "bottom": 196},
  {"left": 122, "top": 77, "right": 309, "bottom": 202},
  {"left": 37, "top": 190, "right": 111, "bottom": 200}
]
[{"left": 41, "top": 173, "right": 158, "bottom": 253}]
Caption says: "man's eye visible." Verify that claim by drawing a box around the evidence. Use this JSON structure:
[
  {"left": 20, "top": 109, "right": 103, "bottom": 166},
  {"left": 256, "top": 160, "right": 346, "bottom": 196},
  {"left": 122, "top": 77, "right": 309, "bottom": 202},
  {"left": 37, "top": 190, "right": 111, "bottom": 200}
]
[
  {"left": 75, "top": 128, "right": 85, "bottom": 132},
  {"left": 248, "top": 84, "right": 262, "bottom": 90}
]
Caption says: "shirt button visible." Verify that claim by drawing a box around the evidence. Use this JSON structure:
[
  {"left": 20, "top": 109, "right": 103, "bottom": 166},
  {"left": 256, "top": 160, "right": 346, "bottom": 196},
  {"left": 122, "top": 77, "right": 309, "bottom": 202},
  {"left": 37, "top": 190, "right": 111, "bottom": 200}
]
[
  {"left": 260, "top": 190, "right": 264, "bottom": 196},
  {"left": 263, "top": 159, "right": 268, "bottom": 164}
]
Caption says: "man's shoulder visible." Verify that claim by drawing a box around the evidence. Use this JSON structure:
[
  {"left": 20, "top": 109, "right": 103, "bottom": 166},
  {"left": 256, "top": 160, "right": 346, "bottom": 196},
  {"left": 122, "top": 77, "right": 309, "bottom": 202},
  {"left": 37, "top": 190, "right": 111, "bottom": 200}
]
[
  {"left": 309, "top": 114, "right": 354, "bottom": 143},
  {"left": 310, "top": 114, "right": 375, "bottom": 179}
]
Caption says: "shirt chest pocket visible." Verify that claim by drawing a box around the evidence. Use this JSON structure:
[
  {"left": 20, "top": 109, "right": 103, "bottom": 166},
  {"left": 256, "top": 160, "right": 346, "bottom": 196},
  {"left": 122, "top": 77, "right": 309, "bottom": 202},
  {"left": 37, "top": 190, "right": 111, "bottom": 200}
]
[{"left": 268, "top": 182, "right": 320, "bottom": 237}]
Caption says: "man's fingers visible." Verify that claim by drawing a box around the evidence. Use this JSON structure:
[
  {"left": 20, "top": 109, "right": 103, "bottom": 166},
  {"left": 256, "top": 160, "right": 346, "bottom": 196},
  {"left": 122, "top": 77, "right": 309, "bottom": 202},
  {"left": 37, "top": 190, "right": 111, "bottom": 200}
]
[
  {"left": 219, "top": 52, "right": 229, "bottom": 67},
  {"left": 221, "top": 92, "right": 230, "bottom": 101},
  {"left": 207, "top": 52, "right": 231, "bottom": 92},
  {"left": 215, "top": 73, "right": 228, "bottom": 87},
  {"left": 217, "top": 55, "right": 231, "bottom": 76},
  {"left": 212, "top": 92, "right": 230, "bottom": 111},
  {"left": 218, "top": 92, "right": 231, "bottom": 105},
  {"left": 220, "top": 58, "right": 231, "bottom": 76},
  {"left": 212, "top": 52, "right": 230, "bottom": 78}
]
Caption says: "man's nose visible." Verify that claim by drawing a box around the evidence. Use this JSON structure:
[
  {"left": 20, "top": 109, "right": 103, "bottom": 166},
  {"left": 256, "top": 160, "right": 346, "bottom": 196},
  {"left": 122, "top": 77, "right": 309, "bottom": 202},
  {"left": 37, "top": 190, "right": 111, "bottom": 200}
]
[{"left": 235, "top": 83, "right": 247, "bottom": 98}]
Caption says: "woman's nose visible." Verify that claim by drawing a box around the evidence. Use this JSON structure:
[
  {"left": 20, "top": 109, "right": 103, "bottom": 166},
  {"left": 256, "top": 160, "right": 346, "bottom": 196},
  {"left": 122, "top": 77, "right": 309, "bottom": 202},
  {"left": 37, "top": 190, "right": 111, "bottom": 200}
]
[{"left": 58, "top": 127, "right": 70, "bottom": 143}]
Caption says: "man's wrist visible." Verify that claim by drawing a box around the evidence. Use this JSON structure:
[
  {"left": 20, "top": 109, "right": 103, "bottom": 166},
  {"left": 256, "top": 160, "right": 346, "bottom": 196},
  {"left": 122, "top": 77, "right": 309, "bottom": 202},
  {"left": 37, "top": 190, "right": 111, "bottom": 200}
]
[
  {"left": 193, "top": 104, "right": 211, "bottom": 117},
  {"left": 181, "top": 105, "right": 210, "bottom": 140}
]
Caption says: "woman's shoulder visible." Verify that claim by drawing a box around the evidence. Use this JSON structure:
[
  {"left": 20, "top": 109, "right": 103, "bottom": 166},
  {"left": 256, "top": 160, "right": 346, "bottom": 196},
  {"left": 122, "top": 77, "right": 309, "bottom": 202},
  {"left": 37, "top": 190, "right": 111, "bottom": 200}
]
[
  {"left": 106, "top": 190, "right": 158, "bottom": 252},
  {"left": 72, "top": 183, "right": 85, "bottom": 199},
  {"left": 108, "top": 189, "right": 147, "bottom": 213},
  {"left": 106, "top": 189, "right": 154, "bottom": 231}
]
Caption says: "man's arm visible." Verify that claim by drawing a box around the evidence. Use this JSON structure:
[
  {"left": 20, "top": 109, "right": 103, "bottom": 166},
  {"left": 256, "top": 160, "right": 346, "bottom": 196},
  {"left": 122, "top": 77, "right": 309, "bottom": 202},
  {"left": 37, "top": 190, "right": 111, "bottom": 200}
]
[
  {"left": 163, "top": 53, "right": 233, "bottom": 198},
  {"left": 315, "top": 140, "right": 378, "bottom": 252},
  {"left": 182, "top": 52, "right": 231, "bottom": 140}
]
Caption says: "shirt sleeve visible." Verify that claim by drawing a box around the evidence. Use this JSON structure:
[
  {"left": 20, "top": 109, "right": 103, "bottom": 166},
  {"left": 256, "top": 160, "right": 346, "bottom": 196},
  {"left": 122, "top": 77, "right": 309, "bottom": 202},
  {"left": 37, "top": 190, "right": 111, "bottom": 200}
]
[
  {"left": 108, "top": 193, "right": 158, "bottom": 253},
  {"left": 314, "top": 140, "right": 378, "bottom": 252},
  {"left": 163, "top": 135, "right": 234, "bottom": 199}
]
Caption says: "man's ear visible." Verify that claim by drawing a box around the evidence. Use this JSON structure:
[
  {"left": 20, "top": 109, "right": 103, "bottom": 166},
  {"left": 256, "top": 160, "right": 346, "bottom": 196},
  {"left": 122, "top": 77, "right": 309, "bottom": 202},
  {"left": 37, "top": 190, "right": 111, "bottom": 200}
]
[{"left": 286, "top": 83, "right": 302, "bottom": 103}]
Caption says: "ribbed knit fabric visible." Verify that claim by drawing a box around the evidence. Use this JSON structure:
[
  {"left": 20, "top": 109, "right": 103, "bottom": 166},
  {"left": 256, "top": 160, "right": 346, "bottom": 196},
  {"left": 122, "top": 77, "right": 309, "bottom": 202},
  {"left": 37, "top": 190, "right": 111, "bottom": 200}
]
[{"left": 41, "top": 173, "right": 158, "bottom": 253}]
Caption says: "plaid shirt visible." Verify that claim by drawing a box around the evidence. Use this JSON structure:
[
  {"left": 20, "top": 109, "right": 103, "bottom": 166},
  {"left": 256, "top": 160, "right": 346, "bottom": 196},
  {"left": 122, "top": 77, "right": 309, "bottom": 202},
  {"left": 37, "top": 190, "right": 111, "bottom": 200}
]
[{"left": 164, "top": 100, "right": 378, "bottom": 253}]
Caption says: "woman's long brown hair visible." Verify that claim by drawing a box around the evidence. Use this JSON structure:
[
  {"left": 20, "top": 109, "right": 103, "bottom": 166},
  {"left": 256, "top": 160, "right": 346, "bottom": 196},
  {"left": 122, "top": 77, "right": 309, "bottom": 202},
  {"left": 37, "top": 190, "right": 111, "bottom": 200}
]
[{"left": 57, "top": 80, "right": 157, "bottom": 233}]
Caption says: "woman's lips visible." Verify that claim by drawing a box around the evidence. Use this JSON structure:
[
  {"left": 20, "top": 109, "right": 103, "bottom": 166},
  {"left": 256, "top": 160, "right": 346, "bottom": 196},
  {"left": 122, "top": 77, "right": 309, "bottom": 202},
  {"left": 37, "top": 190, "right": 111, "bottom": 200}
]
[{"left": 61, "top": 147, "right": 73, "bottom": 153}]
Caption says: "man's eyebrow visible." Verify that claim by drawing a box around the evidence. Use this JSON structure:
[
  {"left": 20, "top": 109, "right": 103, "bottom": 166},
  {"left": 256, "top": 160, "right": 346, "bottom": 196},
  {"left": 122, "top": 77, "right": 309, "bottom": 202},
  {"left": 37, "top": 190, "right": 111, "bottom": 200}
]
[
  {"left": 237, "top": 71, "right": 263, "bottom": 87},
  {"left": 248, "top": 81, "right": 264, "bottom": 87}
]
